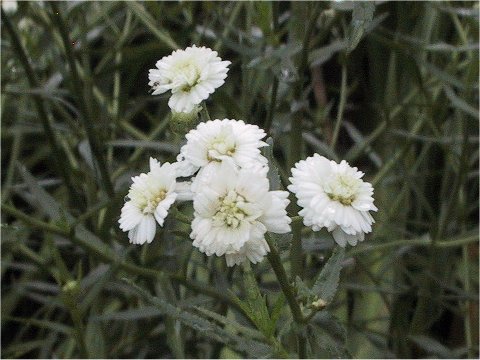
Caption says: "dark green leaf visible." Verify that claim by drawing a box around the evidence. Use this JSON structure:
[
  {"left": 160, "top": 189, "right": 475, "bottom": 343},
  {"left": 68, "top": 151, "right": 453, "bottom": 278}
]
[{"left": 312, "top": 247, "right": 345, "bottom": 303}]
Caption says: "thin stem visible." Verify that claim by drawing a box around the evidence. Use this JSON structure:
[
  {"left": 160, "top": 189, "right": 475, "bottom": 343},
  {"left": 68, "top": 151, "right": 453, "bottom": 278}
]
[
  {"left": 171, "top": 207, "right": 192, "bottom": 224},
  {"left": 290, "top": 215, "right": 303, "bottom": 224},
  {"left": 1, "top": 9, "right": 82, "bottom": 206},
  {"left": 2, "top": 132, "right": 22, "bottom": 204},
  {"left": 200, "top": 103, "right": 211, "bottom": 121},
  {"left": 264, "top": 78, "right": 279, "bottom": 134},
  {"left": 331, "top": 63, "right": 347, "bottom": 150},
  {"left": 290, "top": 222, "right": 304, "bottom": 280},
  {"left": 462, "top": 245, "right": 473, "bottom": 358},
  {"left": 348, "top": 233, "right": 479, "bottom": 256},
  {"left": 49, "top": 2, "right": 114, "bottom": 197},
  {"left": 213, "top": 2, "right": 243, "bottom": 52},
  {"left": 265, "top": 235, "right": 304, "bottom": 324},
  {"left": 264, "top": 2, "right": 280, "bottom": 135},
  {"left": 288, "top": 2, "right": 321, "bottom": 286},
  {"left": 298, "top": 335, "right": 307, "bottom": 359}
]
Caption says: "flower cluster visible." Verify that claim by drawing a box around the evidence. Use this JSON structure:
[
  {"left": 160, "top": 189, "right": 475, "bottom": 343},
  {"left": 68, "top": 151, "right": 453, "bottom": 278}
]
[
  {"left": 119, "top": 45, "right": 377, "bottom": 267},
  {"left": 119, "top": 119, "right": 292, "bottom": 266}
]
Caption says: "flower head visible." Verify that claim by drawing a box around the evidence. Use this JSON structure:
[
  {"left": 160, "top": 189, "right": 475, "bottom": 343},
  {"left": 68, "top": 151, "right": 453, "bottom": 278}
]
[
  {"left": 191, "top": 162, "right": 291, "bottom": 266},
  {"left": 288, "top": 154, "right": 377, "bottom": 247},
  {"left": 119, "top": 158, "right": 177, "bottom": 245},
  {"left": 176, "top": 119, "right": 268, "bottom": 179},
  {"left": 148, "top": 45, "right": 231, "bottom": 113},
  {"left": 2, "top": 0, "right": 17, "bottom": 13}
]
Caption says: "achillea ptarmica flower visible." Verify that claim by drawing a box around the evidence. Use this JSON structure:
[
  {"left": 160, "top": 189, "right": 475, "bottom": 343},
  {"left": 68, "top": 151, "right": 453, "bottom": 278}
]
[
  {"left": 176, "top": 119, "right": 268, "bottom": 180},
  {"left": 148, "top": 45, "right": 231, "bottom": 113},
  {"left": 119, "top": 158, "right": 177, "bottom": 245},
  {"left": 2, "top": 0, "right": 17, "bottom": 13},
  {"left": 288, "top": 154, "right": 377, "bottom": 247},
  {"left": 191, "top": 163, "right": 291, "bottom": 266}
]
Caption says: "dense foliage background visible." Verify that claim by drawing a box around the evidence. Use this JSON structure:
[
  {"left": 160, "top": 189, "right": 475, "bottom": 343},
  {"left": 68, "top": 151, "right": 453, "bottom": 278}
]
[{"left": 1, "top": 1, "right": 479, "bottom": 358}]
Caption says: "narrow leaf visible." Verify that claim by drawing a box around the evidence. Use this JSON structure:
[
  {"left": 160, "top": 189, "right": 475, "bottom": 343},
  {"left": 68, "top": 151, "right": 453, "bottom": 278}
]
[{"left": 347, "top": 2, "right": 375, "bottom": 53}]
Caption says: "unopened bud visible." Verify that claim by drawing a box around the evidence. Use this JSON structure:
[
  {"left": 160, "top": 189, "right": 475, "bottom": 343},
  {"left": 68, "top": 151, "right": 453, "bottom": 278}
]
[
  {"left": 62, "top": 280, "right": 79, "bottom": 295},
  {"left": 170, "top": 106, "right": 201, "bottom": 135}
]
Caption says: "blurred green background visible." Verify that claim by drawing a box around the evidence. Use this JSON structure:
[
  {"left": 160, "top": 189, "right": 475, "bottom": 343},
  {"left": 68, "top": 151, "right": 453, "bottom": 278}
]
[{"left": 1, "top": 1, "right": 479, "bottom": 358}]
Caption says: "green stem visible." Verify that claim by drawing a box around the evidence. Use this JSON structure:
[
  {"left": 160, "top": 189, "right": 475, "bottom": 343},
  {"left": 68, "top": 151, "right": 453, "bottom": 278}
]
[
  {"left": 171, "top": 207, "right": 192, "bottom": 224},
  {"left": 1, "top": 9, "right": 82, "bottom": 206},
  {"left": 66, "top": 297, "right": 88, "bottom": 357},
  {"left": 291, "top": 215, "right": 303, "bottom": 224},
  {"left": 371, "top": 116, "right": 427, "bottom": 187},
  {"left": 113, "top": 114, "right": 170, "bottom": 179},
  {"left": 290, "top": 221, "right": 304, "bottom": 280},
  {"left": 288, "top": 3, "right": 321, "bottom": 288},
  {"left": 265, "top": 235, "right": 304, "bottom": 324},
  {"left": 264, "top": 2, "right": 280, "bottom": 135},
  {"left": 1, "top": 132, "right": 22, "bottom": 204},
  {"left": 298, "top": 335, "right": 307, "bottom": 359},
  {"left": 462, "top": 245, "right": 473, "bottom": 358},
  {"left": 331, "top": 64, "right": 348, "bottom": 150},
  {"left": 200, "top": 103, "right": 211, "bottom": 121},
  {"left": 49, "top": 2, "right": 114, "bottom": 197},
  {"left": 264, "top": 78, "right": 279, "bottom": 134}
]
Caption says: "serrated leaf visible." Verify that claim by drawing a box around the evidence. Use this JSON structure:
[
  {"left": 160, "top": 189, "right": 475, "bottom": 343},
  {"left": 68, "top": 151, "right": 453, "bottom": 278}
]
[
  {"left": 312, "top": 247, "right": 345, "bottom": 303},
  {"left": 347, "top": 2, "right": 375, "bottom": 53},
  {"left": 312, "top": 311, "right": 347, "bottom": 344},
  {"left": 270, "top": 295, "right": 285, "bottom": 330},
  {"left": 241, "top": 266, "right": 274, "bottom": 337},
  {"left": 307, "top": 321, "right": 349, "bottom": 359},
  {"left": 271, "top": 232, "right": 292, "bottom": 253},
  {"left": 295, "top": 276, "right": 314, "bottom": 302},
  {"left": 193, "top": 306, "right": 264, "bottom": 341},
  {"left": 124, "top": 279, "right": 271, "bottom": 357}
]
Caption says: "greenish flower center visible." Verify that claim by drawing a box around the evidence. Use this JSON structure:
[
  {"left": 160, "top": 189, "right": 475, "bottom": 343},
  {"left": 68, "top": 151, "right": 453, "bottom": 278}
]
[
  {"left": 213, "top": 190, "right": 247, "bottom": 228},
  {"left": 141, "top": 189, "right": 167, "bottom": 214},
  {"left": 324, "top": 175, "right": 359, "bottom": 206}
]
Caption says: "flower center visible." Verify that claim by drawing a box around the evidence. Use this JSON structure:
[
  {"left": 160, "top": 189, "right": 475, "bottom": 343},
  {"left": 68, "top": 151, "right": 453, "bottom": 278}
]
[
  {"left": 141, "top": 189, "right": 167, "bottom": 214},
  {"left": 172, "top": 62, "right": 201, "bottom": 93},
  {"left": 207, "top": 138, "right": 236, "bottom": 162},
  {"left": 324, "top": 174, "right": 359, "bottom": 206},
  {"left": 213, "top": 190, "right": 247, "bottom": 228}
]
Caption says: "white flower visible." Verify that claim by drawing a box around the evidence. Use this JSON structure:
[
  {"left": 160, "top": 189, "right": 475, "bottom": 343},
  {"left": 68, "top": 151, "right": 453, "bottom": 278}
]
[
  {"left": 2, "top": 0, "right": 17, "bottom": 13},
  {"left": 148, "top": 45, "right": 231, "bottom": 113},
  {"left": 191, "top": 163, "right": 291, "bottom": 266},
  {"left": 288, "top": 154, "right": 377, "bottom": 247},
  {"left": 176, "top": 119, "right": 268, "bottom": 181},
  {"left": 119, "top": 158, "right": 177, "bottom": 245}
]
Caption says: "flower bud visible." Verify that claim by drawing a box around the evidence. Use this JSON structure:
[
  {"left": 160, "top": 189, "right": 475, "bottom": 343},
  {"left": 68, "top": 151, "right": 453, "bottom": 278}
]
[{"left": 169, "top": 106, "right": 201, "bottom": 135}]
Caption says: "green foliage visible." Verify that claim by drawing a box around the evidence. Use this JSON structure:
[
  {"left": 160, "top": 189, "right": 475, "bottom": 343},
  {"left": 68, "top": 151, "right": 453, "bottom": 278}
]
[
  {"left": 311, "top": 247, "right": 345, "bottom": 303},
  {"left": 2, "top": 1, "right": 479, "bottom": 359},
  {"left": 232, "top": 265, "right": 283, "bottom": 340},
  {"left": 347, "top": 2, "right": 376, "bottom": 53}
]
